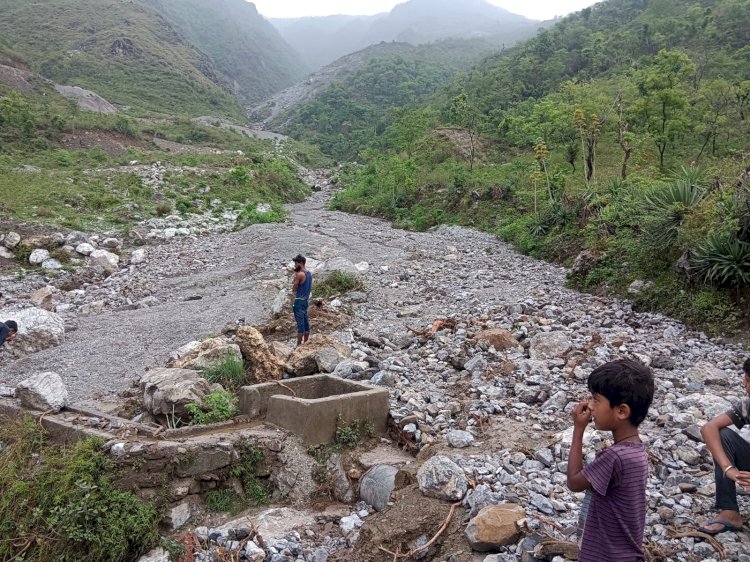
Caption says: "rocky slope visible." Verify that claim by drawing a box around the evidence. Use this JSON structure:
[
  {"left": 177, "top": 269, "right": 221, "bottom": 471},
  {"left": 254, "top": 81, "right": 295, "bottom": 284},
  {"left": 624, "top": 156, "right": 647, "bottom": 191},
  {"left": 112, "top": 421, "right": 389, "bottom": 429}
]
[{"left": 2, "top": 170, "right": 749, "bottom": 561}]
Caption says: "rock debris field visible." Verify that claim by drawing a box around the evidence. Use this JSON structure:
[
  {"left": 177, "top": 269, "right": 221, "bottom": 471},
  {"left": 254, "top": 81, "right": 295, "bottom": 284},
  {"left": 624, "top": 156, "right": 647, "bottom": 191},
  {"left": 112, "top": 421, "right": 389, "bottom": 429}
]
[{"left": 2, "top": 169, "right": 750, "bottom": 561}]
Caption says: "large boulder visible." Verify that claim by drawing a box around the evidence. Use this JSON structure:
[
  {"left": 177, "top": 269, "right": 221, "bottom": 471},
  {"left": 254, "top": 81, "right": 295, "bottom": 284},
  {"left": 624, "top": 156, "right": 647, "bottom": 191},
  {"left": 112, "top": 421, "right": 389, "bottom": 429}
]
[
  {"left": 89, "top": 249, "right": 120, "bottom": 274},
  {"left": 236, "top": 326, "right": 284, "bottom": 383},
  {"left": 3, "top": 231, "right": 20, "bottom": 249},
  {"left": 359, "top": 465, "right": 398, "bottom": 512},
  {"left": 529, "top": 332, "right": 572, "bottom": 360},
  {"left": 416, "top": 455, "right": 468, "bottom": 501},
  {"left": 29, "top": 249, "right": 50, "bottom": 265},
  {"left": 465, "top": 504, "right": 526, "bottom": 551},
  {"left": 168, "top": 337, "right": 243, "bottom": 371},
  {"left": 140, "top": 368, "right": 212, "bottom": 419},
  {"left": 473, "top": 329, "right": 522, "bottom": 352},
  {"left": 16, "top": 372, "right": 69, "bottom": 412},
  {"left": 30, "top": 286, "right": 56, "bottom": 311},
  {"left": 286, "top": 335, "right": 351, "bottom": 377},
  {"left": 3, "top": 307, "right": 65, "bottom": 357},
  {"left": 321, "top": 258, "right": 359, "bottom": 275}
]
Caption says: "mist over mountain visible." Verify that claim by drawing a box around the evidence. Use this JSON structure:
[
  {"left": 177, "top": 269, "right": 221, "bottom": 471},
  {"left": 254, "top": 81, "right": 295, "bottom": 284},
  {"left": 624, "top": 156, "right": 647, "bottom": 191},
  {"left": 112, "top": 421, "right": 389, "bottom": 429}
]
[
  {"left": 270, "top": 0, "right": 543, "bottom": 70},
  {"left": 143, "top": 0, "right": 306, "bottom": 104}
]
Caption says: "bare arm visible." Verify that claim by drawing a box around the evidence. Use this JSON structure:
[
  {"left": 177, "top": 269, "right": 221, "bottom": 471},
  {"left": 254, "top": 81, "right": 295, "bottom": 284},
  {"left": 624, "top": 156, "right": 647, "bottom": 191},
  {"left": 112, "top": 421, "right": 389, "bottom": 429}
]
[
  {"left": 291, "top": 271, "right": 305, "bottom": 293},
  {"left": 567, "top": 401, "right": 593, "bottom": 492},
  {"left": 701, "top": 413, "right": 750, "bottom": 488}
]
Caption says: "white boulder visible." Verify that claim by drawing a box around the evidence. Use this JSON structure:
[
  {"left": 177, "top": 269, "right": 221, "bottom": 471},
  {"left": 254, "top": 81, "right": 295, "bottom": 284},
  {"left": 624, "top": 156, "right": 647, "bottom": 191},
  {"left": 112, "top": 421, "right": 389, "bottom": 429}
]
[{"left": 16, "top": 372, "right": 69, "bottom": 412}]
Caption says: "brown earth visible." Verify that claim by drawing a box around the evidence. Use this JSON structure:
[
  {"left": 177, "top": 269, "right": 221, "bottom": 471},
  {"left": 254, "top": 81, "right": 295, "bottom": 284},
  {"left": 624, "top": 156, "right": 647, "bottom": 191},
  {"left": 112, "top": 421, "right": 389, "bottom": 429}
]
[
  {"left": 59, "top": 129, "right": 149, "bottom": 157},
  {"left": 255, "top": 301, "right": 351, "bottom": 341},
  {"left": 332, "top": 484, "right": 471, "bottom": 562}
]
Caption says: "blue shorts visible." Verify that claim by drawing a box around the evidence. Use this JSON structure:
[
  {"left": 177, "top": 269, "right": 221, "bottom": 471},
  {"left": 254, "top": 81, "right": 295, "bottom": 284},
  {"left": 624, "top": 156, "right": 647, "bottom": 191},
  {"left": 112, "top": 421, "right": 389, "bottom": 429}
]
[{"left": 293, "top": 299, "right": 310, "bottom": 334}]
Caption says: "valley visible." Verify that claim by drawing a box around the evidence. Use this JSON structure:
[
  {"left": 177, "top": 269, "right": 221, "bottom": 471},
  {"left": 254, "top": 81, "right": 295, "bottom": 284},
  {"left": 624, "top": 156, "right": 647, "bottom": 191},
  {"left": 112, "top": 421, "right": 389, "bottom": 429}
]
[{"left": 1, "top": 0, "right": 750, "bottom": 561}]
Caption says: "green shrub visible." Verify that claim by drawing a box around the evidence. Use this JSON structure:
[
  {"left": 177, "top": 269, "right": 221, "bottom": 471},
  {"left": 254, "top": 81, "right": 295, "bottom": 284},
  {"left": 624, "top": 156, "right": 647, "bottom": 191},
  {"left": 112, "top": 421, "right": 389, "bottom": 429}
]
[
  {"left": 692, "top": 233, "right": 750, "bottom": 287},
  {"left": 314, "top": 270, "right": 365, "bottom": 299},
  {"left": 185, "top": 391, "right": 238, "bottom": 425},
  {"left": 641, "top": 179, "right": 706, "bottom": 250},
  {"left": 235, "top": 204, "right": 287, "bottom": 229},
  {"left": 202, "top": 355, "right": 246, "bottom": 391},
  {"left": 0, "top": 417, "right": 161, "bottom": 562},
  {"left": 228, "top": 443, "right": 270, "bottom": 507},
  {"left": 155, "top": 202, "right": 172, "bottom": 217}
]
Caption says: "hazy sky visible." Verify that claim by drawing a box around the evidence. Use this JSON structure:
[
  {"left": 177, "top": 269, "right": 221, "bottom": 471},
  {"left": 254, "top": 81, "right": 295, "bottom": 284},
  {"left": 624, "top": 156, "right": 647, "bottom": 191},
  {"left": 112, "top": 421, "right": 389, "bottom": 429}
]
[{"left": 251, "top": 0, "right": 600, "bottom": 21}]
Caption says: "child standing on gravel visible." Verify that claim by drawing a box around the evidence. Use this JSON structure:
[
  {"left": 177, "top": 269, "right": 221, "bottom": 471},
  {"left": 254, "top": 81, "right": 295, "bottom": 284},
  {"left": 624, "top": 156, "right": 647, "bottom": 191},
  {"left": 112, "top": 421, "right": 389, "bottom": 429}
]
[
  {"left": 567, "top": 359, "right": 655, "bottom": 560},
  {"left": 698, "top": 357, "right": 750, "bottom": 535}
]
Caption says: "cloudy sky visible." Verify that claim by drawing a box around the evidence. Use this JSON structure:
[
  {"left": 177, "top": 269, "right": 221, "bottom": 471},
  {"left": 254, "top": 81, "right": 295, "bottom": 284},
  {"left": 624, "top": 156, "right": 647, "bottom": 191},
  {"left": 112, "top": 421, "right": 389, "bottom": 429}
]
[{"left": 250, "top": 0, "right": 600, "bottom": 20}]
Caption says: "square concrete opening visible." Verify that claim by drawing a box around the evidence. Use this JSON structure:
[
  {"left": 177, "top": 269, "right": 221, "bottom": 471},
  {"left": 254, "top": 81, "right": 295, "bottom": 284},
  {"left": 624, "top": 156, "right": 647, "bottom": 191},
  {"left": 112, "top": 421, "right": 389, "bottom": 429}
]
[{"left": 239, "top": 375, "right": 389, "bottom": 445}]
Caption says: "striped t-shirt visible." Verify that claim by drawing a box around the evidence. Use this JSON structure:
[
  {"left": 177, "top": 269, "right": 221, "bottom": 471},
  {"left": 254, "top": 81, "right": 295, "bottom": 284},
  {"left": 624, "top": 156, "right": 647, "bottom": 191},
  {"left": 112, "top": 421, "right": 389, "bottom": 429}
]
[{"left": 579, "top": 441, "right": 648, "bottom": 561}]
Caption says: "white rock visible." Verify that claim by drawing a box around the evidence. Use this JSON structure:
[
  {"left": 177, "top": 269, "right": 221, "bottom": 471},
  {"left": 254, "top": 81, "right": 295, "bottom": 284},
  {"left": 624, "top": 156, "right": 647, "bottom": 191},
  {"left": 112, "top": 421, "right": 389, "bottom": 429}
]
[
  {"left": 0, "top": 247, "right": 14, "bottom": 259},
  {"left": 89, "top": 249, "right": 120, "bottom": 274},
  {"left": 101, "top": 237, "right": 121, "bottom": 249},
  {"left": 355, "top": 262, "right": 370, "bottom": 273},
  {"left": 137, "top": 548, "right": 170, "bottom": 562},
  {"left": 29, "top": 249, "right": 50, "bottom": 265},
  {"left": 41, "top": 259, "right": 62, "bottom": 270},
  {"left": 130, "top": 248, "right": 147, "bottom": 264},
  {"left": 75, "top": 243, "right": 95, "bottom": 256},
  {"left": 243, "top": 542, "right": 265, "bottom": 562},
  {"left": 16, "top": 372, "right": 69, "bottom": 412},
  {"left": 3, "top": 231, "right": 20, "bottom": 248},
  {"left": 447, "top": 429, "right": 475, "bottom": 448},
  {"left": 339, "top": 514, "right": 363, "bottom": 535},
  {"left": 2, "top": 307, "right": 65, "bottom": 355}
]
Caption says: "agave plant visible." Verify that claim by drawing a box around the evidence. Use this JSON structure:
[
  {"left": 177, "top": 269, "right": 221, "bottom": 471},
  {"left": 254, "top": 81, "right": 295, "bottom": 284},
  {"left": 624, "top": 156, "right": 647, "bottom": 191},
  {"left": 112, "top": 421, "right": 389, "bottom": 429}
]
[
  {"left": 691, "top": 232, "right": 750, "bottom": 287},
  {"left": 642, "top": 179, "right": 706, "bottom": 249}
]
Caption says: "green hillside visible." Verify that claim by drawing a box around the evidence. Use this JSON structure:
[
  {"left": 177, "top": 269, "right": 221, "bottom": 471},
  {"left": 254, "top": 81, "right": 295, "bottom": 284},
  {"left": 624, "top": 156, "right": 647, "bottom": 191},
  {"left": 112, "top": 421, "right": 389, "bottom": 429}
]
[
  {"left": 330, "top": 0, "right": 750, "bottom": 336},
  {"left": 0, "top": 0, "right": 245, "bottom": 117},
  {"left": 143, "top": 0, "right": 307, "bottom": 105},
  {"left": 278, "top": 39, "right": 501, "bottom": 161}
]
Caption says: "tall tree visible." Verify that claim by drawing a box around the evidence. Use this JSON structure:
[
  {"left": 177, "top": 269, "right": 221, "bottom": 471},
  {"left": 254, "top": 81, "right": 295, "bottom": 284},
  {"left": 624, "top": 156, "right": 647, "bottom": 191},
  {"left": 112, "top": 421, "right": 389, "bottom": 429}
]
[
  {"left": 635, "top": 49, "right": 694, "bottom": 170},
  {"left": 449, "top": 91, "right": 480, "bottom": 171}
]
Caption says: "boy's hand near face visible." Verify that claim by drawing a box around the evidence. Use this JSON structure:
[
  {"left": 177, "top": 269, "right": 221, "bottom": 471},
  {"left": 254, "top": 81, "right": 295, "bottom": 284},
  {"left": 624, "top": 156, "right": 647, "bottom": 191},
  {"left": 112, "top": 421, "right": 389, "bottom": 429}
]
[{"left": 572, "top": 401, "right": 592, "bottom": 431}]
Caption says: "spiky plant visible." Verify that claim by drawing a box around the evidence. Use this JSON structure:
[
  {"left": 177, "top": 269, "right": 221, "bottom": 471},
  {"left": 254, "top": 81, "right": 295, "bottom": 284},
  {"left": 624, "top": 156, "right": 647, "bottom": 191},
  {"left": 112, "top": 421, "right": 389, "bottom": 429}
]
[
  {"left": 691, "top": 233, "right": 750, "bottom": 287},
  {"left": 642, "top": 179, "right": 706, "bottom": 249}
]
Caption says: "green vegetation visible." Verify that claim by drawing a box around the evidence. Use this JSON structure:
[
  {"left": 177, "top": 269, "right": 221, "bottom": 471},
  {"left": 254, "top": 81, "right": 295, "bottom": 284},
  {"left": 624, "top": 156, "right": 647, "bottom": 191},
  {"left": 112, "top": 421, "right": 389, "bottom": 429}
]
[
  {"left": 0, "top": 86, "right": 314, "bottom": 234},
  {"left": 279, "top": 40, "right": 495, "bottom": 161},
  {"left": 314, "top": 270, "right": 366, "bottom": 299},
  {"left": 0, "top": 416, "right": 160, "bottom": 562},
  {"left": 202, "top": 355, "right": 247, "bottom": 392},
  {"left": 0, "top": 0, "right": 305, "bottom": 116},
  {"left": 328, "top": 0, "right": 750, "bottom": 336},
  {"left": 207, "top": 443, "right": 270, "bottom": 513},
  {"left": 185, "top": 391, "right": 238, "bottom": 425},
  {"left": 140, "top": 0, "right": 306, "bottom": 105}
]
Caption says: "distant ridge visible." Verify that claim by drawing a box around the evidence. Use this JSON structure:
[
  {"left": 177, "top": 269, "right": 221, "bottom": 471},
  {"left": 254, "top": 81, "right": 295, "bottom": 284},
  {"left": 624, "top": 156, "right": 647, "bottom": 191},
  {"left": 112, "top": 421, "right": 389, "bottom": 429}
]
[{"left": 271, "top": 0, "right": 542, "bottom": 70}]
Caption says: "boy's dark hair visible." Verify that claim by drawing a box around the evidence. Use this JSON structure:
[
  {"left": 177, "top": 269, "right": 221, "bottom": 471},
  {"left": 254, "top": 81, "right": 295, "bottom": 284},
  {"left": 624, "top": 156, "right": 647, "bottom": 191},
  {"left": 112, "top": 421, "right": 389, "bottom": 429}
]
[
  {"left": 4, "top": 320, "right": 17, "bottom": 332},
  {"left": 588, "top": 359, "right": 654, "bottom": 426},
  {"left": 293, "top": 254, "right": 306, "bottom": 264},
  {"left": 744, "top": 357, "right": 750, "bottom": 376}
]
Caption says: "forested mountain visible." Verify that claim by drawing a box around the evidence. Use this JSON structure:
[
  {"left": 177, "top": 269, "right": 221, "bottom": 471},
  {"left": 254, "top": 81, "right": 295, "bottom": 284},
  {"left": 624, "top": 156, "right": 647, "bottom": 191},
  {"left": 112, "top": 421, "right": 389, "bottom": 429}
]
[
  {"left": 143, "top": 0, "right": 306, "bottom": 105},
  {"left": 264, "top": 39, "right": 499, "bottom": 160},
  {"left": 0, "top": 0, "right": 305, "bottom": 116},
  {"left": 271, "top": 0, "right": 543, "bottom": 70},
  {"left": 329, "top": 0, "right": 750, "bottom": 335}
]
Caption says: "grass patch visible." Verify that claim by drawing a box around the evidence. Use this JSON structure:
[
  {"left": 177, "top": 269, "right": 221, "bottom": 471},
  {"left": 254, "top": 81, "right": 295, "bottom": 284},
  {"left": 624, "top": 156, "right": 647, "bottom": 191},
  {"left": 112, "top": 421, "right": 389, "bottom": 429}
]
[
  {"left": 235, "top": 204, "right": 288, "bottom": 229},
  {"left": 314, "top": 270, "right": 365, "bottom": 299},
  {"left": 185, "top": 391, "right": 238, "bottom": 425},
  {"left": 206, "top": 443, "right": 271, "bottom": 513},
  {"left": 0, "top": 416, "right": 161, "bottom": 562},
  {"left": 201, "top": 355, "right": 247, "bottom": 392}
]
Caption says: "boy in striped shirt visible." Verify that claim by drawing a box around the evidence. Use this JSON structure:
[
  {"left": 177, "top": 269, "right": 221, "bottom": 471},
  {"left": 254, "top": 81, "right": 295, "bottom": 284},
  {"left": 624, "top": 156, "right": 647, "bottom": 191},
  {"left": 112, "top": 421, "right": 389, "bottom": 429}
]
[{"left": 567, "top": 359, "right": 655, "bottom": 561}]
